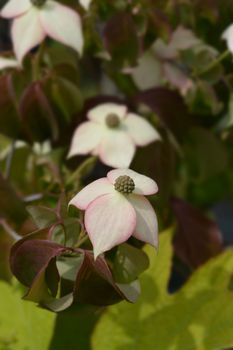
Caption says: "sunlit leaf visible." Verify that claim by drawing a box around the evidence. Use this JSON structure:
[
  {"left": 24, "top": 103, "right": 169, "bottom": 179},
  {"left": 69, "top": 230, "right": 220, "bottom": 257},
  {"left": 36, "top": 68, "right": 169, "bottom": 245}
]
[
  {"left": 92, "top": 228, "right": 233, "bottom": 350},
  {"left": 0, "top": 280, "right": 55, "bottom": 350}
]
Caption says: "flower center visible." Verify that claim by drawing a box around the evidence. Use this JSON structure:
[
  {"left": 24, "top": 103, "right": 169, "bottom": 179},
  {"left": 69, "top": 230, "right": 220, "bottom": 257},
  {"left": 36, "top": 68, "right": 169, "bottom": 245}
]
[
  {"left": 31, "top": 0, "right": 47, "bottom": 7},
  {"left": 114, "top": 175, "right": 135, "bottom": 194},
  {"left": 105, "top": 114, "right": 120, "bottom": 128}
]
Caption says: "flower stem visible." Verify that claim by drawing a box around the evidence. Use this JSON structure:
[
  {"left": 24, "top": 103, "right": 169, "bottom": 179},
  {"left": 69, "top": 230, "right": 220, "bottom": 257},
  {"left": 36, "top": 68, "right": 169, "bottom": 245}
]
[
  {"left": 67, "top": 156, "right": 97, "bottom": 186},
  {"left": 5, "top": 140, "right": 16, "bottom": 179},
  {"left": 75, "top": 233, "right": 89, "bottom": 248},
  {"left": 193, "top": 49, "right": 230, "bottom": 78},
  {"left": 0, "top": 219, "right": 21, "bottom": 241},
  {"left": 32, "top": 42, "right": 45, "bottom": 81}
]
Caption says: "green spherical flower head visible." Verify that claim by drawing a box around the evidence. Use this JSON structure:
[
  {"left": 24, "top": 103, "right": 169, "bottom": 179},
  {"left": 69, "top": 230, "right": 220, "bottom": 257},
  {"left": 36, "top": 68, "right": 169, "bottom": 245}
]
[
  {"left": 106, "top": 113, "right": 120, "bottom": 128},
  {"left": 114, "top": 175, "right": 135, "bottom": 194},
  {"left": 31, "top": 0, "right": 47, "bottom": 7}
]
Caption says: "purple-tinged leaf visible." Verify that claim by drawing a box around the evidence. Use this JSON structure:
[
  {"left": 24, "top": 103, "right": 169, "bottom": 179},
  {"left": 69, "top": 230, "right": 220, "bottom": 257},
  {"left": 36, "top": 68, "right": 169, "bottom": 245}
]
[
  {"left": 0, "top": 74, "right": 20, "bottom": 138},
  {"left": 20, "top": 82, "right": 59, "bottom": 142},
  {"left": 171, "top": 197, "right": 223, "bottom": 269},
  {"left": 10, "top": 239, "right": 68, "bottom": 287},
  {"left": 74, "top": 250, "right": 138, "bottom": 305},
  {"left": 0, "top": 172, "right": 28, "bottom": 226},
  {"left": 136, "top": 88, "right": 195, "bottom": 140},
  {"left": 132, "top": 139, "right": 176, "bottom": 207},
  {"left": 103, "top": 12, "right": 139, "bottom": 66}
]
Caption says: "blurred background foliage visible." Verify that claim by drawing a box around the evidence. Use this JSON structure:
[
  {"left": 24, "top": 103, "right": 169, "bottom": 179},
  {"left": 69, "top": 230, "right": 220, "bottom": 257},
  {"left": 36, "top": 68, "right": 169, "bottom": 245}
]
[{"left": 0, "top": 0, "right": 233, "bottom": 349}]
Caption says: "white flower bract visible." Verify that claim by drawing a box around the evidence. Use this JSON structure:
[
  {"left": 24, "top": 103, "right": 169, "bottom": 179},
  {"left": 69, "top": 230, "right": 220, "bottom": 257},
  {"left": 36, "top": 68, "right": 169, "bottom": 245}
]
[{"left": 1, "top": 0, "right": 84, "bottom": 63}]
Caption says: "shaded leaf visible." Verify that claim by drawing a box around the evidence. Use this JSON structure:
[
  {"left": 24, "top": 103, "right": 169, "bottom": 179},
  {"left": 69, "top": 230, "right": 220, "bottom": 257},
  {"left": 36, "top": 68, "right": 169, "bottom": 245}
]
[
  {"left": 184, "top": 127, "right": 228, "bottom": 182},
  {"left": 132, "top": 139, "right": 176, "bottom": 207},
  {"left": 186, "top": 81, "right": 222, "bottom": 115},
  {"left": 0, "top": 74, "right": 20, "bottom": 138},
  {"left": 57, "top": 255, "right": 84, "bottom": 282},
  {"left": 104, "top": 11, "right": 139, "bottom": 66},
  {"left": 0, "top": 228, "right": 13, "bottom": 281},
  {"left": 27, "top": 205, "right": 58, "bottom": 229},
  {"left": 171, "top": 197, "right": 223, "bottom": 269},
  {"left": 0, "top": 172, "right": 28, "bottom": 226},
  {"left": 116, "top": 280, "right": 141, "bottom": 304},
  {"left": 74, "top": 250, "right": 138, "bottom": 305},
  {"left": 44, "top": 292, "right": 74, "bottom": 313},
  {"left": 20, "top": 82, "right": 59, "bottom": 142},
  {"left": 49, "top": 304, "right": 99, "bottom": 350},
  {"left": 10, "top": 239, "right": 68, "bottom": 291},
  {"left": 136, "top": 88, "right": 194, "bottom": 140},
  {"left": 52, "top": 218, "right": 80, "bottom": 247},
  {"left": 47, "top": 76, "right": 83, "bottom": 122},
  {"left": 113, "top": 243, "right": 149, "bottom": 283}
]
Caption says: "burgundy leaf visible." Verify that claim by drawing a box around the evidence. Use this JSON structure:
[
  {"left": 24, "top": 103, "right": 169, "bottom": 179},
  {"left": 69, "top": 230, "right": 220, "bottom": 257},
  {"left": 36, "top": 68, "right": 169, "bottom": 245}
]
[
  {"left": 0, "top": 173, "right": 28, "bottom": 226},
  {"left": 171, "top": 197, "right": 223, "bottom": 269},
  {"left": 10, "top": 239, "right": 68, "bottom": 287},
  {"left": 136, "top": 88, "right": 195, "bottom": 140},
  {"left": 0, "top": 74, "right": 20, "bottom": 138},
  {"left": 74, "top": 250, "right": 134, "bottom": 305},
  {"left": 20, "top": 81, "right": 59, "bottom": 142},
  {"left": 104, "top": 11, "right": 139, "bottom": 66}
]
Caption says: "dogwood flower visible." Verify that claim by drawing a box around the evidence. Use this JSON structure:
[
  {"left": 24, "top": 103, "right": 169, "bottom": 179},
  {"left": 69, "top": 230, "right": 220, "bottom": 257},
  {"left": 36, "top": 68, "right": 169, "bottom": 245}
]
[
  {"left": 222, "top": 25, "right": 233, "bottom": 53},
  {"left": 68, "top": 103, "right": 160, "bottom": 168},
  {"left": 131, "top": 26, "right": 217, "bottom": 96},
  {"left": 1, "top": 0, "right": 83, "bottom": 64},
  {"left": 69, "top": 168, "right": 159, "bottom": 258}
]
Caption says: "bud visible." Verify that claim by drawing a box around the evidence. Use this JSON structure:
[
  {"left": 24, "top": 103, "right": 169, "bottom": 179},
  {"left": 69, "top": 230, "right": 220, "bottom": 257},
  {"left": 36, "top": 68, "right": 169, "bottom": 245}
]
[
  {"left": 106, "top": 113, "right": 120, "bottom": 128},
  {"left": 114, "top": 175, "right": 135, "bottom": 194},
  {"left": 31, "top": 0, "right": 47, "bottom": 7}
]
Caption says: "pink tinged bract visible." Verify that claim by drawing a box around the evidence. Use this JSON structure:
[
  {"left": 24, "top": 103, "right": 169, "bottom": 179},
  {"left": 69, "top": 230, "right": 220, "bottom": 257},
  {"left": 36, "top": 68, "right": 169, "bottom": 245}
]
[
  {"left": 222, "top": 24, "right": 233, "bottom": 53},
  {"left": 40, "top": 1, "right": 83, "bottom": 56},
  {"left": 87, "top": 103, "right": 127, "bottom": 124},
  {"left": 68, "top": 121, "right": 104, "bottom": 158},
  {"left": 122, "top": 113, "right": 161, "bottom": 146},
  {"left": 69, "top": 178, "right": 113, "bottom": 210},
  {"left": 84, "top": 192, "right": 137, "bottom": 259},
  {"left": 99, "top": 129, "right": 136, "bottom": 168},
  {"left": 107, "top": 168, "right": 158, "bottom": 195},
  {"left": 11, "top": 7, "right": 46, "bottom": 63},
  {"left": 1, "top": 0, "right": 31, "bottom": 18},
  {"left": 128, "top": 195, "right": 158, "bottom": 248}
]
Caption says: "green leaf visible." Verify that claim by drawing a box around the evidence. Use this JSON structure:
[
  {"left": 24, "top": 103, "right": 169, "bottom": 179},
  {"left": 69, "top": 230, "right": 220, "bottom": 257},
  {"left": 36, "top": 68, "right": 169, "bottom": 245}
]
[
  {"left": 185, "top": 81, "right": 222, "bottom": 115},
  {"left": 0, "top": 74, "right": 20, "bottom": 139},
  {"left": 0, "top": 173, "right": 29, "bottom": 226},
  {"left": 48, "top": 77, "right": 83, "bottom": 122},
  {"left": 0, "top": 280, "right": 55, "bottom": 350},
  {"left": 184, "top": 127, "right": 228, "bottom": 182},
  {"left": 92, "top": 228, "right": 233, "bottom": 350},
  {"left": 27, "top": 205, "right": 58, "bottom": 229},
  {"left": 113, "top": 243, "right": 149, "bottom": 283},
  {"left": 103, "top": 11, "right": 139, "bottom": 67},
  {"left": 217, "top": 93, "right": 233, "bottom": 130},
  {"left": 57, "top": 256, "right": 84, "bottom": 282},
  {"left": 51, "top": 218, "right": 80, "bottom": 246}
]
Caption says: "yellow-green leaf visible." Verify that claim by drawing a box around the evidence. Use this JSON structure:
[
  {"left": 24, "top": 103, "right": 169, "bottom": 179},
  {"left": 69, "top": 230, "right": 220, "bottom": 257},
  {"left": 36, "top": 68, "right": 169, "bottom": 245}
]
[{"left": 92, "top": 228, "right": 233, "bottom": 350}]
